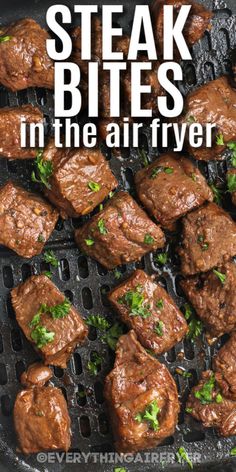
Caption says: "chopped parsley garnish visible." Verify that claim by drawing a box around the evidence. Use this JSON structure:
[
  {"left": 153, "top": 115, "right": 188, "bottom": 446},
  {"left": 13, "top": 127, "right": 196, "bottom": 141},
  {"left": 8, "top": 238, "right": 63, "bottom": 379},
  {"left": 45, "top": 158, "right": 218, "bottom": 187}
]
[
  {"left": 86, "top": 314, "right": 111, "bottom": 331},
  {"left": 216, "top": 133, "right": 224, "bottom": 146},
  {"left": 191, "top": 172, "right": 197, "bottom": 182},
  {"left": 87, "top": 352, "right": 102, "bottom": 375},
  {"left": 31, "top": 149, "right": 53, "bottom": 189},
  {"left": 43, "top": 250, "right": 59, "bottom": 267},
  {"left": 0, "top": 35, "right": 12, "bottom": 42},
  {"left": 114, "top": 468, "right": 127, "bottom": 472},
  {"left": 138, "top": 148, "right": 149, "bottom": 167},
  {"left": 43, "top": 271, "right": 52, "bottom": 279},
  {"left": 154, "top": 251, "right": 168, "bottom": 266},
  {"left": 210, "top": 183, "right": 223, "bottom": 205},
  {"left": 197, "top": 234, "right": 209, "bottom": 251},
  {"left": 86, "top": 314, "right": 123, "bottom": 350},
  {"left": 35, "top": 410, "right": 44, "bottom": 417},
  {"left": 176, "top": 368, "right": 192, "bottom": 379},
  {"left": 150, "top": 166, "right": 173, "bottom": 179},
  {"left": 154, "top": 320, "right": 164, "bottom": 336},
  {"left": 144, "top": 233, "right": 154, "bottom": 245},
  {"left": 156, "top": 299, "right": 164, "bottom": 310},
  {"left": 164, "top": 167, "right": 174, "bottom": 174},
  {"left": 85, "top": 238, "right": 94, "bottom": 246},
  {"left": 47, "top": 299, "right": 71, "bottom": 319},
  {"left": 88, "top": 181, "right": 100, "bottom": 192},
  {"left": 213, "top": 269, "right": 226, "bottom": 285},
  {"left": 183, "top": 304, "right": 203, "bottom": 340},
  {"left": 194, "top": 373, "right": 215, "bottom": 404},
  {"left": 216, "top": 393, "right": 223, "bottom": 404},
  {"left": 37, "top": 233, "right": 45, "bottom": 243},
  {"left": 227, "top": 141, "right": 236, "bottom": 167},
  {"left": 135, "top": 400, "right": 160, "bottom": 431},
  {"left": 185, "top": 407, "right": 193, "bottom": 413},
  {"left": 121, "top": 287, "right": 151, "bottom": 319},
  {"left": 227, "top": 173, "right": 236, "bottom": 193},
  {"left": 31, "top": 325, "right": 55, "bottom": 349},
  {"left": 230, "top": 447, "right": 236, "bottom": 456},
  {"left": 97, "top": 219, "right": 108, "bottom": 235},
  {"left": 176, "top": 447, "right": 193, "bottom": 469},
  {"left": 114, "top": 269, "right": 122, "bottom": 280},
  {"left": 187, "top": 115, "right": 196, "bottom": 124}
]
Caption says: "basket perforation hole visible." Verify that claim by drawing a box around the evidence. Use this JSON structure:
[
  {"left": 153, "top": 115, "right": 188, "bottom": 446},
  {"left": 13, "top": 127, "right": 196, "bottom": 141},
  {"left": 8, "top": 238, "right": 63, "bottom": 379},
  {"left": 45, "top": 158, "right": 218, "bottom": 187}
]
[
  {"left": 123, "top": 167, "right": 134, "bottom": 190},
  {"left": 97, "top": 262, "right": 108, "bottom": 276},
  {"left": 59, "top": 259, "right": 70, "bottom": 281},
  {"left": 21, "top": 263, "right": 32, "bottom": 281},
  {"left": 55, "top": 217, "right": 64, "bottom": 232},
  {"left": 91, "top": 443, "right": 113, "bottom": 453},
  {"left": 11, "top": 329, "right": 23, "bottom": 352},
  {"left": 54, "top": 366, "right": 64, "bottom": 378},
  {"left": 64, "top": 290, "right": 74, "bottom": 303},
  {"left": 7, "top": 160, "right": 18, "bottom": 174},
  {"left": 78, "top": 256, "right": 89, "bottom": 278},
  {"left": 183, "top": 338, "right": 195, "bottom": 360},
  {"left": 0, "top": 335, "right": 3, "bottom": 353},
  {"left": 100, "top": 285, "right": 110, "bottom": 306},
  {"left": 79, "top": 415, "right": 91, "bottom": 437},
  {"left": 184, "top": 430, "right": 205, "bottom": 443},
  {"left": 60, "top": 386, "right": 67, "bottom": 402},
  {"left": 82, "top": 287, "right": 93, "bottom": 309},
  {"left": 77, "top": 385, "right": 87, "bottom": 406},
  {"left": 204, "top": 61, "right": 216, "bottom": 81},
  {"left": 135, "top": 258, "right": 145, "bottom": 270},
  {"left": 166, "top": 347, "right": 176, "bottom": 363},
  {"left": 15, "top": 360, "right": 26, "bottom": 382},
  {"left": 1, "top": 395, "right": 12, "bottom": 416},
  {"left": 3, "top": 266, "right": 14, "bottom": 289},
  {"left": 94, "top": 381, "right": 104, "bottom": 404},
  {"left": 87, "top": 325, "right": 97, "bottom": 341},
  {"left": 98, "top": 413, "right": 109, "bottom": 435},
  {"left": 73, "top": 353, "right": 83, "bottom": 375},
  {"left": 0, "top": 364, "right": 7, "bottom": 385},
  {"left": 6, "top": 297, "right": 15, "bottom": 319},
  {"left": 40, "top": 261, "right": 51, "bottom": 274}
]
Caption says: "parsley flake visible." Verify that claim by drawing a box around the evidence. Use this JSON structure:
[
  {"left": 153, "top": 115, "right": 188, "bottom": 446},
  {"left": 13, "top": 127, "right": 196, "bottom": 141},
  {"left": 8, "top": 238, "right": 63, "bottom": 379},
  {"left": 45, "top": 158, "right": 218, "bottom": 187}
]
[
  {"left": 176, "top": 447, "right": 193, "bottom": 469},
  {"left": 43, "top": 250, "right": 59, "bottom": 268},
  {"left": 216, "top": 133, "right": 224, "bottom": 146},
  {"left": 135, "top": 400, "right": 160, "bottom": 431},
  {"left": 144, "top": 233, "right": 154, "bottom": 245},
  {"left": 227, "top": 173, "right": 236, "bottom": 193},
  {"left": 98, "top": 219, "right": 108, "bottom": 235},
  {"left": 213, "top": 269, "right": 226, "bottom": 285},
  {"left": 88, "top": 181, "right": 100, "bottom": 192},
  {"left": 154, "top": 320, "right": 164, "bottom": 336},
  {"left": 31, "top": 149, "right": 53, "bottom": 189}
]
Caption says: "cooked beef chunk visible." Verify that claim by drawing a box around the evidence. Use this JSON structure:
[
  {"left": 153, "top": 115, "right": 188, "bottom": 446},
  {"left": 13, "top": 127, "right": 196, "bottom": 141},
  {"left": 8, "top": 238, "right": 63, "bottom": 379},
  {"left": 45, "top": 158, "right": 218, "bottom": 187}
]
[
  {"left": 75, "top": 191, "right": 165, "bottom": 269},
  {"left": 151, "top": 0, "right": 212, "bottom": 58},
  {"left": 11, "top": 275, "right": 88, "bottom": 368},
  {"left": 178, "top": 76, "right": 236, "bottom": 160},
  {"left": 186, "top": 370, "right": 236, "bottom": 437},
  {"left": 0, "top": 18, "right": 54, "bottom": 91},
  {"left": 0, "top": 181, "right": 58, "bottom": 258},
  {"left": 227, "top": 169, "right": 236, "bottom": 206},
  {"left": 135, "top": 153, "right": 213, "bottom": 229},
  {"left": 180, "top": 262, "right": 236, "bottom": 341},
  {"left": 104, "top": 330, "right": 179, "bottom": 453},
  {"left": 14, "top": 386, "right": 71, "bottom": 453},
  {"left": 108, "top": 269, "right": 188, "bottom": 355},
  {"left": 0, "top": 105, "right": 43, "bottom": 159},
  {"left": 21, "top": 363, "right": 53, "bottom": 388},
  {"left": 213, "top": 333, "right": 236, "bottom": 400},
  {"left": 178, "top": 203, "right": 236, "bottom": 275},
  {"left": 42, "top": 138, "right": 118, "bottom": 218}
]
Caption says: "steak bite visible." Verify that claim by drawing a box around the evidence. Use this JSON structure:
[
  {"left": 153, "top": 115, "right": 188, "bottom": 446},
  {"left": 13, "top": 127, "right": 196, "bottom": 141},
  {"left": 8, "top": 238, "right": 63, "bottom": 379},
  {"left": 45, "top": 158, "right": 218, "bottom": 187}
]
[
  {"left": 14, "top": 386, "right": 71, "bottom": 453},
  {"left": 75, "top": 191, "right": 165, "bottom": 269},
  {"left": 42, "top": 139, "right": 118, "bottom": 218},
  {"left": 135, "top": 153, "right": 213, "bottom": 229},
  {"left": 180, "top": 262, "right": 236, "bottom": 341},
  {"left": 21, "top": 363, "right": 53, "bottom": 388},
  {"left": 151, "top": 0, "right": 212, "bottom": 58},
  {"left": 0, "top": 105, "right": 43, "bottom": 159},
  {"left": 108, "top": 269, "right": 188, "bottom": 355},
  {"left": 0, "top": 181, "right": 58, "bottom": 258},
  {"left": 179, "top": 76, "right": 236, "bottom": 161},
  {"left": 186, "top": 370, "right": 236, "bottom": 437},
  {"left": 11, "top": 275, "right": 88, "bottom": 368},
  {"left": 213, "top": 333, "right": 236, "bottom": 400},
  {"left": 0, "top": 18, "right": 54, "bottom": 91},
  {"left": 104, "top": 330, "right": 179, "bottom": 453},
  {"left": 178, "top": 203, "right": 236, "bottom": 275}
]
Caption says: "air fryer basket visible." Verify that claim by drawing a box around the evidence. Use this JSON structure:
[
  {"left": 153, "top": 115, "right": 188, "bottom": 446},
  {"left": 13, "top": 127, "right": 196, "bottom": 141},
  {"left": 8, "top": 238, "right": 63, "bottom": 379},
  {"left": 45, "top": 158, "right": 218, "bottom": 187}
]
[{"left": 0, "top": 0, "right": 236, "bottom": 471}]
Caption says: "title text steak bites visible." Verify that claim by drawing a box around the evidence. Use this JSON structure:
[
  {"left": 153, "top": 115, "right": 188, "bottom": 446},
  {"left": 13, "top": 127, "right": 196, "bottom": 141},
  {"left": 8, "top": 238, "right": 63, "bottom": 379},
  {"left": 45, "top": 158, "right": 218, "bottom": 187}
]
[
  {"left": 0, "top": 105, "right": 43, "bottom": 159},
  {"left": 178, "top": 76, "right": 236, "bottom": 161},
  {"left": 178, "top": 202, "right": 236, "bottom": 275},
  {"left": 104, "top": 330, "right": 179, "bottom": 453},
  {"left": 11, "top": 275, "right": 88, "bottom": 368},
  {"left": 181, "top": 262, "right": 236, "bottom": 342},
  {"left": 0, "top": 182, "right": 58, "bottom": 258},
  {"left": 108, "top": 270, "right": 188, "bottom": 355},
  {"left": 135, "top": 153, "right": 213, "bottom": 229},
  {"left": 42, "top": 139, "right": 118, "bottom": 218},
  {"left": 0, "top": 18, "right": 54, "bottom": 91},
  {"left": 75, "top": 191, "right": 165, "bottom": 269}
]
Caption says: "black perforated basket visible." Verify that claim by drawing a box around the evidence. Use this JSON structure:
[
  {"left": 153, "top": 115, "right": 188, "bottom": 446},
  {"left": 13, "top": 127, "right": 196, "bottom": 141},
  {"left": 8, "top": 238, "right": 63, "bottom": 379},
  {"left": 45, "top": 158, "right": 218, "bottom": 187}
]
[{"left": 0, "top": 0, "right": 236, "bottom": 471}]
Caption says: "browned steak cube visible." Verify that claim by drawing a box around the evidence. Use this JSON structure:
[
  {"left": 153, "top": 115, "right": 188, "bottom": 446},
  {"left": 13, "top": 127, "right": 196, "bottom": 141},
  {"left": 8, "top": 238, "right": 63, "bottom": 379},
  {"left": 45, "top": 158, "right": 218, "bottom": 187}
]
[
  {"left": 0, "top": 18, "right": 54, "bottom": 91},
  {"left": 0, "top": 182, "right": 58, "bottom": 258},
  {"left": 180, "top": 262, "right": 236, "bottom": 341},
  {"left": 14, "top": 386, "right": 71, "bottom": 454},
  {"left": 135, "top": 153, "right": 213, "bottom": 229},
  {"left": 21, "top": 362, "right": 53, "bottom": 388},
  {"left": 75, "top": 191, "right": 165, "bottom": 269},
  {"left": 186, "top": 370, "right": 236, "bottom": 437},
  {"left": 213, "top": 333, "right": 236, "bottom": 400},
  {"left": 0, "top": 105, "right": 43, "bottom": 159},
  {"left": 11, "top": 275, "right": 88, "bottom": 368},
  {"left": 151, "top": 0, "right": 212, "bottom": 58},
  {"left": 178, "top": 203, "right": 236, "bottom": 275},
  {"left": 104, "top": 330, "right": 179, "bottom": 453},
  {"left": 227, "top": 169, "right": 236, "bottom": 206},
  {"left": 42, "top": 139, "right": 118, "bottom": 218},
  {"left": 178, "top": 76, "right": 236, "bottom": 160},
  {"left": 108, "top": 270, "right": 188, "bottom": 355}
]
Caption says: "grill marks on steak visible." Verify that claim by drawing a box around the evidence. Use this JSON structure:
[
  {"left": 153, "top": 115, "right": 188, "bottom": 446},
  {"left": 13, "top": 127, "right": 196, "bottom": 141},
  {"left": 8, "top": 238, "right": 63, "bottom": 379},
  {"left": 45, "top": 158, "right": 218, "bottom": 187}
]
[
  {"left": 178, "top": 203, "right": 236, "bottom": 275},
  {"left": 213, "top": 333, "right": 236, "bottom": 400},
  {"left": 0, "top": 105, "right": 43, "bottom": 159},
  {"left": 42, "top": 139, "right": 118, "bottom": 219},
  {"left": 186, "top": 370, "right": 236, "bottom": 437},
  {"left": 0, "top": 19, "right": 54, "bottom": 91},
  {"left": 104, "top": 330, "right": 179, "bottom": 453},
  {"left": 0, "top": 181, "right": 58, "bottom": 258},
  {"left": 180, "top": 262, "right": 236, "bottom": 341},
  {"left": 108, "top": 269, "right": 188, "bottom": 355},
  {"left": 178, "top": 76, "right": 236, "bottom": 161},
  {"left": 135, "top": 153, "right": 213, "bottom": 229},
  {"left": 75, "top": 191, "right": 165, "bottom": 269},
  {"left": 11, "top": 275, "right": 88, "bottom": 368}
]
